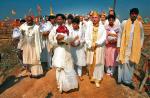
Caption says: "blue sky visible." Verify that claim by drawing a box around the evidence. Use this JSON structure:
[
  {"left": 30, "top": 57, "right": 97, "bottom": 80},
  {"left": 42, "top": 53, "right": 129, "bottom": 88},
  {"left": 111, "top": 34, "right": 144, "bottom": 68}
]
[{"left": 0, "top": 0, "right": 150, "bottom": 20}]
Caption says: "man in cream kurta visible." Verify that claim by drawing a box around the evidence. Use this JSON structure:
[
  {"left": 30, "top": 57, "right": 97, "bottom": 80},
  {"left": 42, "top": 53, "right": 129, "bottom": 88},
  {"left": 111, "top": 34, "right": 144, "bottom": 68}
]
[
  {"left": 85, "top": 12, "right": 106, "bottom": 87},
  {"left": 18, "top": 16, "right": 43, "bottom": 78}
]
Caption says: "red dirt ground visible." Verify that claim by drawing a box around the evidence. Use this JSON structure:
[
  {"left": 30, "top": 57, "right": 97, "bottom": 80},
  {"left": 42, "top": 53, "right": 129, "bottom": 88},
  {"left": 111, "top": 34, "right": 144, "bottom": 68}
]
[{"left": 0, "top": 69, "right": 148, "bottom": 98}]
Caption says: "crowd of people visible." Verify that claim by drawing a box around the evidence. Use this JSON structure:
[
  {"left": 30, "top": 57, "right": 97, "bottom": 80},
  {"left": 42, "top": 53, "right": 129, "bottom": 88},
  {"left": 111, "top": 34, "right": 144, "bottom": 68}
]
[{"left": 12, "top": 8, "right": 144, "bottom": 93}]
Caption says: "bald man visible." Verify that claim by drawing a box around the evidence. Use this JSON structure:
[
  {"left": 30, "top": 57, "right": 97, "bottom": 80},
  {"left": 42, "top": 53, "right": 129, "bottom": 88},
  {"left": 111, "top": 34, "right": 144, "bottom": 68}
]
[{"left": 85, "top": 12, "right": 106, "bottom": 87}]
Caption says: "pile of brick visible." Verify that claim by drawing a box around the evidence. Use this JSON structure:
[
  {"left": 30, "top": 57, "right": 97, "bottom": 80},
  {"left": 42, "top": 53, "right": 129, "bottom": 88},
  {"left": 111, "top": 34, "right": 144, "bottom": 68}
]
[{"left": 143, "top": 23, "right": 150, "bottom": 35}]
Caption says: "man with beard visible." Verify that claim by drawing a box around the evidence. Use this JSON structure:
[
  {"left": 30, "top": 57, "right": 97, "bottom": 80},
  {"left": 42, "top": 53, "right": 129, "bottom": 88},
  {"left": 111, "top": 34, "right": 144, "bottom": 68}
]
[
  {"left": 118, "top": 8, "right": 144, "bottom": 89},
  {"left": 18, "top": 16, "right": 43, "bottom": 78}
]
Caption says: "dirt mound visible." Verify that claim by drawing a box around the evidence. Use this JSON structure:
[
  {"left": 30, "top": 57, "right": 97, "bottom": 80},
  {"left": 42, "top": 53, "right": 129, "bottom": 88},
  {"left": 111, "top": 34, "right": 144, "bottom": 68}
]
[{"left": 0, "top": 69, "right": 149, "bottom": 98}]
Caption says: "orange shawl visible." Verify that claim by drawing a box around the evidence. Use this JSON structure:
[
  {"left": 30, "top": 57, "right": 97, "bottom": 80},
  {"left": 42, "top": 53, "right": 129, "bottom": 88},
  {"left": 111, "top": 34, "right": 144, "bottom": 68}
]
[{"left": 119, "top": 19, "right": 141, "bottom": 64}]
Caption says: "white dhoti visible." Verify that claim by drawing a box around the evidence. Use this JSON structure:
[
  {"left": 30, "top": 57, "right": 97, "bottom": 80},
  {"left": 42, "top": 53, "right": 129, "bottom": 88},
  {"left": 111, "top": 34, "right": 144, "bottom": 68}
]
[
  {"left": 118, "top": 48, "right": 135, "bottom": 84},
  {"left": 93, "top": 64, "right": 104, "bottom": 81},
  {"left": 87, "top": 46, "right": 105, "bottom": 81},
  {"left": 53, "top": 45, "right": 78, "bottom": 92}
]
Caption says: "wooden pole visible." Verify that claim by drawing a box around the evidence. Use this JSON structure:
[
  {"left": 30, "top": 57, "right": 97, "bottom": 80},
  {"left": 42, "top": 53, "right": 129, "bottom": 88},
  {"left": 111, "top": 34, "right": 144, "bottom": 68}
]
[{"left": 113, "top": 0, "right": 116, "bottom": 11}]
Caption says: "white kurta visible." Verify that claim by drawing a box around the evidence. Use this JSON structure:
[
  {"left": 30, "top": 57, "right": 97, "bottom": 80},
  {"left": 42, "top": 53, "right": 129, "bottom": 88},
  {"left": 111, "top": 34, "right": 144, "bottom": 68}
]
[
  {"left": 70, "top": 28, "right": 86, "bottom": 66},
  {"left": 99, "top": 20, "right": 107, "bottom": 27},
  {"left": 18, "top": 22, "right": 43, "bottom": 76},
  {"left": 79, "top": 21, "right": 87, "bottom": 33},
  {"left": 49, "top": 24, "right": 78, "bottom": 92},
  {"left": 80, "top": 21, "right": 89, "bottom": 51},
  {"left": 66, "top": 23, "right": 73, "bottom": 33}
]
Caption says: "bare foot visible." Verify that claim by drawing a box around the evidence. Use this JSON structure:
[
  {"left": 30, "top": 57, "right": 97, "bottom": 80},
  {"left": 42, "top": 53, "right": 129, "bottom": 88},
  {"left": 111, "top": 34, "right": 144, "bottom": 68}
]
[{"left": 95, "top": 82, "right": 100, "bottom": 88}]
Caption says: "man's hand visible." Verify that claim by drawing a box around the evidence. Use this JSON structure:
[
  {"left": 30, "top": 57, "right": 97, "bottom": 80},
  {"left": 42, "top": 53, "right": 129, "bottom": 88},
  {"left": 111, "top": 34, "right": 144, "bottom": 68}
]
[
  {"left": 141, "top": 47, "right": 143, "bottom": 50},
  {"left": 70, "top": 40, "right": 80, "bottom": 47},
  {"left": 42, "top": 32, "right": 49, "bottom": 37},
  {"left": 74, "top": 36, "right": 79, "bottom": 41},
  {"left": 117, "top": 47, "right": 120, "bottom": 53},
  {"left": 71, "top": 36, "right": 79, "bottom": 43},
  {"left": 91, "top": 43, "right": 96, "bottom": 51},
  {"left": 108, "top": 32, "right": 117, "bottom": 37},
  {"left": 110, "top": 39, "right": 117, "bottom": 43}
]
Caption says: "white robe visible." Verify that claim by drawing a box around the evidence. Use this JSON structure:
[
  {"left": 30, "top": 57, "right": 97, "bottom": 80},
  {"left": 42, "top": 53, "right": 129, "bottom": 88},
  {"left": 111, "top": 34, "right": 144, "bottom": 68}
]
[
  {"left": 49, "top": 24, "right": 78, "bottom": 92},
  {"left": 66, "top": 23, "right": 73, "bottom": 33},
  {"left": 18, "top": 22, "right": 43, "bottom": 76},
  {"left": 70, "top": 28, "right": 86, "bottom": 66},
  {"left": 79, "top": 21, "right": 87, "bottom": 33}
]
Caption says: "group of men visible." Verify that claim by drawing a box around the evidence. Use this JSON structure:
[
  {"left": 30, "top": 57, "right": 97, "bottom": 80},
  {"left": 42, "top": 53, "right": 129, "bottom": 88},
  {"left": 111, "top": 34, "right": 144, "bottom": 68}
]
[{"left": 12, "top": 8, "right": 144, "bottom": 93}]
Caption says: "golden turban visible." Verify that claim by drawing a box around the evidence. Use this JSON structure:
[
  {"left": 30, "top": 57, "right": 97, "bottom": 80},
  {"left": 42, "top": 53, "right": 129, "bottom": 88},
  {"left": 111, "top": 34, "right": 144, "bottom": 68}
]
[{"left": 92, "top": 11, "right": 100, "bottom": 17}]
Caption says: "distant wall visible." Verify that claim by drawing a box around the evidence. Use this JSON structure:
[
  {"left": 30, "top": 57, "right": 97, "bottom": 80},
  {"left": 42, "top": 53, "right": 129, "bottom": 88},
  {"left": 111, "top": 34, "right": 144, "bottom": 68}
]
[
  {"left": 0, "top": 21, "right": 13, "bottom": 39},
  {"left": 0, "top": 21, "right": 150, "bottom": 39}
]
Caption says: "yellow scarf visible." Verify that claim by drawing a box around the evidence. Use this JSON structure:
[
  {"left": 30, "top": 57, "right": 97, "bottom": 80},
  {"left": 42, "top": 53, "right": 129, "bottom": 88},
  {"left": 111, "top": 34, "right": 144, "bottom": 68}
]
[
  {"left": 92, "top": 26, "right": 98, "bottom": 44},
  {"left": 119, "top": 19, "right": 141, "bottom": 64}
]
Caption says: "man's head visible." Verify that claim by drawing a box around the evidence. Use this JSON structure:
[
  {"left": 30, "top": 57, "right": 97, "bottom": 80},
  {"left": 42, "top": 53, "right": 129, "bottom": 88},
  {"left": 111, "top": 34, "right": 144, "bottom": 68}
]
[
  {"left": 84, "top": 15, "right": 89, "bottom": 21},
  {"left": 89, "top": 11, "right": 94, "bottom": 20},
  {"left": 130, "top": 8, "right": 139, "bottom": 22},
  {"left": 108, "top": 15, "right": 116, "bottom": 27},
  {"left": 45, "top": 16, "right": 49, "bottom": 21},
  {"left": 72, "top": 17, "right": 80, "bottom": 30},
  {"left": 91, "top": 11, "right": 100, "bottom": 26},
  {"left": 49, "top": 15, "right": 56, "bottom": 25},
  {"left": 34, "top": 17, "right": 39, "bottom": 25},
  {"left": 80, "top": 16, "right": 84, "bottom": 22},
  {"left": 100, "top": 11, "right": 107, "bottom": 21},
  {"left": 67, "top": 14, "right": 74, "bottom": 24},
  {"left": 26, "top": 16, "right": 34, "bottom": 26},
  {"left": 56, "top": 14, "right": 66, "bottom": 25},
  {"left": 20, "top": 19, "right": 26, "bottom": 25},
  {"left": 13, "top": 19, "right": 20, "bottom": 27},
  {"left": 108, "top": 8, "right": 116, "bottom": 19}
]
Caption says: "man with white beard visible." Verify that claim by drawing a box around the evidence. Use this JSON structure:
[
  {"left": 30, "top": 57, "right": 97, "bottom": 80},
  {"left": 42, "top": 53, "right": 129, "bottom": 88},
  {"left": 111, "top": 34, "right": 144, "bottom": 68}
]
[{"left": 18, "top": 16, "right": 43, "bottom": 78}]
